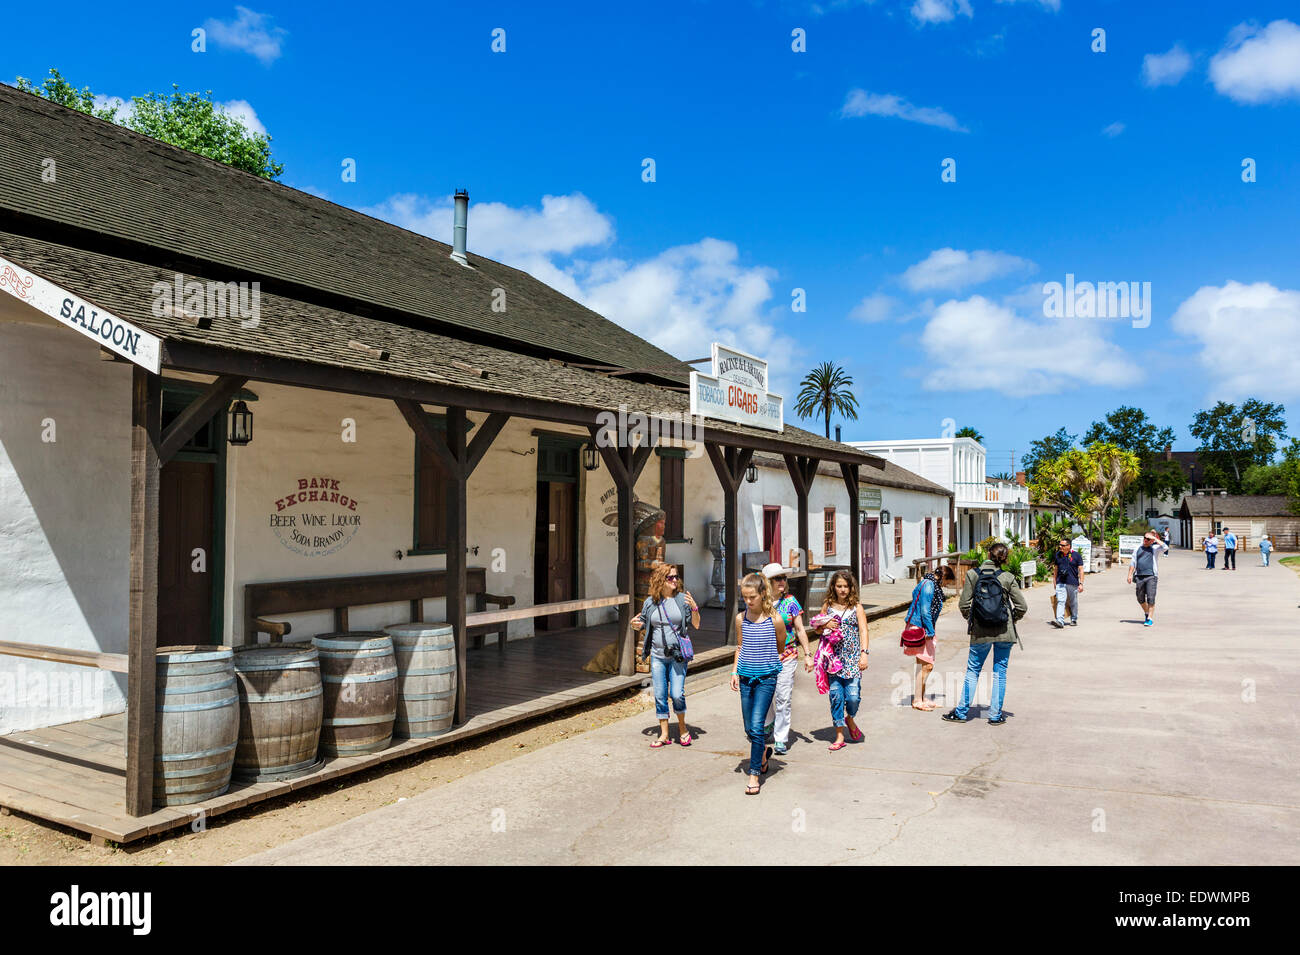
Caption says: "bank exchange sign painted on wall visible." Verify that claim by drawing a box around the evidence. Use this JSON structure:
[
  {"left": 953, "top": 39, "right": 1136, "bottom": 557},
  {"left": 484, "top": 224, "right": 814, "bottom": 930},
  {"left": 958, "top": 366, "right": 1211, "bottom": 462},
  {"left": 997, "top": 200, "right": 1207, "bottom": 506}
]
[{"left": 689, "top": 343, "right": 784, "bottom": 433}]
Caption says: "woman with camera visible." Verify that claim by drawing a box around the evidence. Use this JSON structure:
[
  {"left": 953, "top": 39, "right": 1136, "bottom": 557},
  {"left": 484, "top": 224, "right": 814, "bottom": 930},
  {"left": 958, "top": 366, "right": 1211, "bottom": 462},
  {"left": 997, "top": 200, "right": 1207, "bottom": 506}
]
[{"left": 632, "top": 562, "right": 701, "bottom": 747}]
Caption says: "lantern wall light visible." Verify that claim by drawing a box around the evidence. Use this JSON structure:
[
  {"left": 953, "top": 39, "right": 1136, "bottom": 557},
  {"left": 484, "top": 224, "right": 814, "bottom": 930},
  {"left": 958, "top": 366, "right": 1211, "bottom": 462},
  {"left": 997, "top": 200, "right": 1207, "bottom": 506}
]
[
  {"left": 582, "top": 444, "right": 599, "bottom": 471},
  {"left": 745, "top": 463, "right": 758, "bottom": 484},
  {"left": 228, "top": 400, "right": 253, "bottom": 445}
]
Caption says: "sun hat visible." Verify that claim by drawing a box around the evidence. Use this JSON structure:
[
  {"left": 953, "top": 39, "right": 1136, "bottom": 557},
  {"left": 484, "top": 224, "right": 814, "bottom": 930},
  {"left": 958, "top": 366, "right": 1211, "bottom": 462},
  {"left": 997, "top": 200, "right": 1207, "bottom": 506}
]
[{"left": 761, "top": 561, "right": 790, "bottom": 578}]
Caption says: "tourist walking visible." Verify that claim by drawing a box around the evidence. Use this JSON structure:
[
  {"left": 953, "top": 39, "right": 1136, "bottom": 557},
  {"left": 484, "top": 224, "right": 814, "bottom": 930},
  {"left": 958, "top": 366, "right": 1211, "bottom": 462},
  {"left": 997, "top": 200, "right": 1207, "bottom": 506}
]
[
  {"left": 1203, "top": 533, "right": 1218, "bottom": 569},
  {"left": 761, "top": 562, "right": 813, "bottom": 755},
  {"left": 1128, "top": 530, "right": 1168, "bottom": 627},
  {"left": 1162, "top": 527, "right": 1171, "bottom": 548},
  {"left": 811, "top": 570, "right": 869, "bottom": 751},
  {"left": 1050, "top": 537, "right": 1084, "bottom": 629},
  {"left": 944, "top": 542, "right": 1027, "bottom": 726},
  {"left": 632, "top": 563, "right": 700, "bottom": 747},
  {"left": 730, "top": 573, "right": 787, "bottom": 794},
  {"left": 1260, "top": 534, "right": 1273, "bottom": 567},
  {"left": 1223, "top": 527, "right": 1237, "bottom": 570},
  {"left": 902, "top": 571, "right": 943, "bottom": 710}
]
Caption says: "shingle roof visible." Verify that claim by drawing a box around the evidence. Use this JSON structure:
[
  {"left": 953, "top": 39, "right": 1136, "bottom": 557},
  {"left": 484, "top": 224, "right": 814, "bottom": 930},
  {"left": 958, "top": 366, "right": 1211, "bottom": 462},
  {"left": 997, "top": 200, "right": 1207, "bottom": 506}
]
[
  {"left": 0, "top": 84, "right": 690, "bottom": 383},
  {"left": 1180, "top": 494, "right": 1295, "bottom": 517},
  {"left": 0, "top": 231, "right": 883, "bottom": 464}
]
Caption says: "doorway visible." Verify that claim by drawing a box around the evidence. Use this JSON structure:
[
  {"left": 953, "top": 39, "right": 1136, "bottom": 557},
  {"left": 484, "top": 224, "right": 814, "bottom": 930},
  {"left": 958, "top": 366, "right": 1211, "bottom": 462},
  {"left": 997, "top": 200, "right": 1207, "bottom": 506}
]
[
  {"left": 534, "top": 436, "right": 580, "bottom": 630},
  {"left": 924, "top": 518, "right": 933, "bottom": 559},
  {"left": 861, "top": 518, "right": 879, "bottom": 584},
  {"left": 762, "top": 506, "right": 782, "bottom": 565},
  {"left": 157, "top": 384, "right": 227, "bottom": 646}
]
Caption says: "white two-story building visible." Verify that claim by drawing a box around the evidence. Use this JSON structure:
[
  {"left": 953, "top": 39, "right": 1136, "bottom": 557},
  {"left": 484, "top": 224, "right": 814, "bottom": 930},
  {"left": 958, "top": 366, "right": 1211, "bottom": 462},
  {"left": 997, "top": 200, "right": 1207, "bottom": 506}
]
[{"left": 846, "top": 438, "right": 1030, "bottom": 551}]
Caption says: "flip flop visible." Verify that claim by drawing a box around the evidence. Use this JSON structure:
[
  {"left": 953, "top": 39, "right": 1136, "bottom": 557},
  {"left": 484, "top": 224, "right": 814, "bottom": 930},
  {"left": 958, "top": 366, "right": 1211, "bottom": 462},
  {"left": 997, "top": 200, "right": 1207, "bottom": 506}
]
[
  {"left": 678, "top": 733, "right": 692, "bottom": 747},
  {"left": 828, "top": 741, "right": 847, "bottom": 751},
  {"left": 849, "top": 727, "right": 863, "bottom": 742},
  {"left": 650, "top": 738, "right": 670, "bottom": 748},
  {"left": 761, "top": 745, "right": 773, "bottom": 774},
  {"left": 745, "top": 784, "right": 761, "bottom": 795}
]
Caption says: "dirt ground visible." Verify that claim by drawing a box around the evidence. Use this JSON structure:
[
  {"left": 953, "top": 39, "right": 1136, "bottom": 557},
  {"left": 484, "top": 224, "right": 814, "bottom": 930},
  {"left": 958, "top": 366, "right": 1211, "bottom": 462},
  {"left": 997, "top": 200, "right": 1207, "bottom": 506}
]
[{"left": 0, "top": 607, "right": 915, "bottom": 866}]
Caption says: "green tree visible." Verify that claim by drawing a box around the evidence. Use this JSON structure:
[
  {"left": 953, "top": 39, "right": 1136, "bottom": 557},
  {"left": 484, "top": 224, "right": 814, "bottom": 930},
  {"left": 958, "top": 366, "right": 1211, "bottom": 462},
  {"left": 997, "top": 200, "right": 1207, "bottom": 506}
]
[
  {"left": 955, "top": 426, "right": 984, "bottom": 443},
  {"left": 794, "top": 362, "right": 859, "bottom": 439},
  {"left": 1021, "top": 427, "right": 1077, "bottom": 484},
  {"left": 1084, "top": 406, "right": 1184, "bottom": 508},
  {"left": 1188, "top": 399, "right": 1288, "bottom": 492},
  {"left": 14, "top": 69, "right": 283, "bottom": 180},
  {"left": 1028, "top": 442, "right": 1139, "bottom": 543}
]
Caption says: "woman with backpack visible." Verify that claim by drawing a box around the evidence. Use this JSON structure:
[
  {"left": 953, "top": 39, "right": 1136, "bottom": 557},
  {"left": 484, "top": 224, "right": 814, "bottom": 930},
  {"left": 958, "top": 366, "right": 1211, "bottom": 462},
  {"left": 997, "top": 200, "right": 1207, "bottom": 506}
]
[
  {"left": 730, "top": 573, "right": 788, "bottom": 794},
  {"left": 944, "top": 542, "right": 1027, "bottom": 726},
  {"left": 632, "top": 562, "right": 701, "bottom": 747},
  {"left": 902, "top": 571, "right": 944, "bottom": 710},
  {"left": 811, "top": 570, "right": 870, "bottom": 751}
]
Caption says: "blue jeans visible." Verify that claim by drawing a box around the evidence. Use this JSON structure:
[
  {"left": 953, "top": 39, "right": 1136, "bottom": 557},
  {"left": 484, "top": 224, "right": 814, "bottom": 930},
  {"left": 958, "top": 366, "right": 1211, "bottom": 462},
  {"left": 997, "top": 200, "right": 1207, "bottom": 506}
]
[
  {"left": 954, "top": 642, "right": 1012, "bottom": 720},
  {"left": 738, "top": 673, "right": 777, "bottom": 775},
  {"left": 650, "top": 655, "right": 687, "bottom": 719},
  {"left": 827, "top": 674, "right": 861, "bottom": 727},
  {"left": 1262, "top": 551, "right": 1271, "bottom": 566},
  {"left": 1054, "top": 583, "right": 1078, "bottom": 624},
  {"left": 1206, "top": 552, "right": 1216, "bottom": 568}
]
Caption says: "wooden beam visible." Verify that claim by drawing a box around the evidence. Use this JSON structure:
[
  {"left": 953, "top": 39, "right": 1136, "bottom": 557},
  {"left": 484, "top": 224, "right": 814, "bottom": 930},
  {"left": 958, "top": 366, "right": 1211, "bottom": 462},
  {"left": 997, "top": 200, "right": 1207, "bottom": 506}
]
[
  {"left": 841, "top": 462, "right": 861, "bottom": 582},
  {"left": 588, "top": 426, "right": 630, "bottom": 486},
  {"left": 0, "top": 641, "right": 129, "bottom": 673},
  {"left": 465, "top": 412, "right": 510, "bottom": 475},
  {"left": 395, "top": 398, "right": 460, "bottom": 477},
  {"left": 466, "top": 594, "right": 630, "bottom": 628},
  {"left": 157, "top": 375, "right": 247, "bottom": 465},
  {"left": 445, "top": 407, "right": 470, "bottom": 723},
  {"left": 127, "top": 367, "right": 161, "bottom": 817}
]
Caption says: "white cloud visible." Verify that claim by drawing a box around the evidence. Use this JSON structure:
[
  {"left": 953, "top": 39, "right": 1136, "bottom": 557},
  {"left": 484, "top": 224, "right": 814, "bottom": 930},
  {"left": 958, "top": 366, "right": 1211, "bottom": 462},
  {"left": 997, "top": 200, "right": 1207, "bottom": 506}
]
[
  {"left": 365, "top": 192, "right": 789, "bottom": 365},
  {"left": 92, "top": 94, "right": 132, "bottom": 122},
  {"left": 901, "top": 248, "right": 1035, "bottom": 292},
  {"left": 1209, "top": 20, "right": 1300, "bottom": 103},
  {"left": 218, "top": 99, "right": 267, "bottom": 136},
  {"left": 919, "top": 296, "right": 1141, "bottom": 395},
  {"left": 1142, "top": 44, "right": 1193, "bottom": 87},
  {"left": 841, "top": 89, "right": 967, "bottom": 132},
  {"left": 1171, "top": 281, "right": 1300, "bottom": 398},
  {"left": 995, "top": 0, "right": 1060, "bottom": 10},
  {"left": 204, "top": 6, "right": 287, "bottom": 66},
  {"left": 849, "top": 292, "right": 899, "bottom": 323},
  {"left": 1101, "top": 121, "right": 1125, "bottom": 137},
  {"left": 910, "top": 0, "right": 972, "bottom": 25}
]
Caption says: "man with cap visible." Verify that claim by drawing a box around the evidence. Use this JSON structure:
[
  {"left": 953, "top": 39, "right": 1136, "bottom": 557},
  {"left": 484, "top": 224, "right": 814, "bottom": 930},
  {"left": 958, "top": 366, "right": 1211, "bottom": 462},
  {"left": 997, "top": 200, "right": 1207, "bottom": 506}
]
[
  {"left": 761, "top": 561, "right": 813, "bottom": 755},
  {"left": 1127, "top": 530, "right": 1168, "bottom": 627}
]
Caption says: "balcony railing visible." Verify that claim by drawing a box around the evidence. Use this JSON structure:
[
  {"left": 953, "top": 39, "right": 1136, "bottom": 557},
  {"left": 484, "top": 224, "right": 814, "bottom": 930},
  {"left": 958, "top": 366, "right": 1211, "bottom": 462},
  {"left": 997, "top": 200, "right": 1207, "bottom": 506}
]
[{"left": 954, "top": 481, "right": 1029, "bottom": 507}]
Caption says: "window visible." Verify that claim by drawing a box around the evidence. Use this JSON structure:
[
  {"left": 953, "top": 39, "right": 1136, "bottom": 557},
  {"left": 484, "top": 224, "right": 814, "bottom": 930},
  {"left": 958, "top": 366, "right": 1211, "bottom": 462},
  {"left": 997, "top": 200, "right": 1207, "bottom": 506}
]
[
  {"left": 894, "top": 518, "right": 904, "bottom": 558},
  {"left": 937, "top": 518, "right": 944, "bottom": 552},
  {"left": 824, "top": 507, "right": 836, "bottom": 556},
  {"left": 659, "top": 450, "right": 686, "bottom": 540}
]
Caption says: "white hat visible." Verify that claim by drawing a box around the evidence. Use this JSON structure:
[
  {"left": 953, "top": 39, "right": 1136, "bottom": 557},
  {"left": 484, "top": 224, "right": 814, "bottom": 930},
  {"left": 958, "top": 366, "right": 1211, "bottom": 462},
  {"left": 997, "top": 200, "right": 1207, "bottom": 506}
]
[{"left": 761, "top": 561, "right": 789, "bottom": 578}]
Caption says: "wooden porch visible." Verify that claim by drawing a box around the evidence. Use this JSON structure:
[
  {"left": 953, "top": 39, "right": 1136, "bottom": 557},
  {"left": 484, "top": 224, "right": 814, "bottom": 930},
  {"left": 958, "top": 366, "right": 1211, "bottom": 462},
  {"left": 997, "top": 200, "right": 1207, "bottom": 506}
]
[{"left": 0, "top": 612, "right": 731, "bottom": 845}]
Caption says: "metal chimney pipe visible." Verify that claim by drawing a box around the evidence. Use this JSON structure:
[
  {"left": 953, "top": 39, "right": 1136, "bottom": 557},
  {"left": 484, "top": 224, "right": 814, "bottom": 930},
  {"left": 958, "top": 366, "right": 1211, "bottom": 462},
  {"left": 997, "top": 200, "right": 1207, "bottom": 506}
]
[
  {"left": 835, "top": 425, "right": 842, "bottom": 442},
  {"left": 450, "top": 189, "right": 470, "bottom": 267}
]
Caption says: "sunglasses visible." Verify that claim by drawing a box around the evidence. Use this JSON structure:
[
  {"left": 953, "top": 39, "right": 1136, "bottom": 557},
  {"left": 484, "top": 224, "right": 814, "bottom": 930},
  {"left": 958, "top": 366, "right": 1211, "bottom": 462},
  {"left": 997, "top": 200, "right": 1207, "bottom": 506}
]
[{"left": 666, "top": 575, "right": 679, "bottom": 581}]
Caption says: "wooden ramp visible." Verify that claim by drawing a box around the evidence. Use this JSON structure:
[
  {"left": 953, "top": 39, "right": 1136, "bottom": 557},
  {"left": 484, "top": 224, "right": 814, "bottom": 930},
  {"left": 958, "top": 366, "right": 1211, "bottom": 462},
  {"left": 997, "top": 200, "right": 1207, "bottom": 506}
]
[{"left": 0, "top": 614, "right": 730, "bottom": 844}]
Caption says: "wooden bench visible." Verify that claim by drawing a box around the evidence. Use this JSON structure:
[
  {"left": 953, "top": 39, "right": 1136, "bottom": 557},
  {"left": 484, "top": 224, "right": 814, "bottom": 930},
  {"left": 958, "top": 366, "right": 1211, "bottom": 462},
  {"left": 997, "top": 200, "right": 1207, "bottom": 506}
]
[{"left": 244, "top": 568, "right": 516, "bottom": 649}]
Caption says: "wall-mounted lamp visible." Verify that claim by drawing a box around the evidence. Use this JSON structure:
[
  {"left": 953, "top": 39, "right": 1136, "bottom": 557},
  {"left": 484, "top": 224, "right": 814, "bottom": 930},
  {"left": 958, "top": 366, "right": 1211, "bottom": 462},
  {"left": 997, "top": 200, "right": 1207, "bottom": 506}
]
[
  {"left": 745, "top": 463, "right": 758, "bottom": 484},
  {"left": 228, "top": 400, "right": 253, "bottom": 445},
  {"left": 582, "top": 445, "right": 599, "bottom": 471},
  {"left": 880, "top": 509, "right": 891, "bottom": 524}
]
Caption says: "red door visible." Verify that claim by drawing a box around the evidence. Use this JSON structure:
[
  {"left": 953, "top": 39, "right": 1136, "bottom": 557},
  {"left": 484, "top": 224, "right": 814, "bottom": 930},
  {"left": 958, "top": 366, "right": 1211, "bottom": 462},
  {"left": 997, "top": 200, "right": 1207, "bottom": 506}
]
[
  {"left": 924, "top": 518, "right": 933, "bottom": 558},
  {"left": 544, "top": 482, "right": 577, "bottom": 630},
  {"left": 861, "top": 519, "right": 879, "bottom": 584},
  {"left": 762, "top": 506, "right": 782, "bottom": 565},
  {"left": 158, "top": 460, "right": 215, "bottom": 646}
]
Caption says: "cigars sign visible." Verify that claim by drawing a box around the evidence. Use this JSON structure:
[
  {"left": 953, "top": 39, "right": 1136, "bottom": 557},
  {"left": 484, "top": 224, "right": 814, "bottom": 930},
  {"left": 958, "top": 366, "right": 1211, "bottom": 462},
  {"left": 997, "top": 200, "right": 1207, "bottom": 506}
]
[
  {"left": 689, "top": 343, "right": 784, "bottom": 433},
  {"left": 269, "top": 477, "right": 363, "bottom": 557}
]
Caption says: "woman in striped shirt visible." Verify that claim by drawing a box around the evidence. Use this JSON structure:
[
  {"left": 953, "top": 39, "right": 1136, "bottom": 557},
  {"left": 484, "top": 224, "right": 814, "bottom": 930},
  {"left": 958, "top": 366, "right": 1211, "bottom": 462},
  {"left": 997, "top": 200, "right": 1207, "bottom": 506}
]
[{"left": 730, "top": 572, "right": 788, "bottom": 795}]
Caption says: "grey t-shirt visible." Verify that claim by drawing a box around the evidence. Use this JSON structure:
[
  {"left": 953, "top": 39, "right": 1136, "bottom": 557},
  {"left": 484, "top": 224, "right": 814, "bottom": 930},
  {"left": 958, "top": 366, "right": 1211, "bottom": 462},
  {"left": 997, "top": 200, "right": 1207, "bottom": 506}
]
[
  {"left": 643, "top": 596, "right": 685, "bottom": 658},
  {"left": 1133, "top": 542, "right": 1164, "bottom": 577}
]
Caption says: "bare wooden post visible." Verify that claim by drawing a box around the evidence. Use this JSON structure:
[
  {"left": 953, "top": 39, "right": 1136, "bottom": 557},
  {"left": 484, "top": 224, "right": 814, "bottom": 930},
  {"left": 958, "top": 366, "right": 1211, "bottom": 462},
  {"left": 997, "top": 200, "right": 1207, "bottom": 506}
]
[
  {"left": 706, "top": 444, "right": 753, "bottom": 642},
  {"left": 784, "top": 454, "right": 818, "bottom": 605},
  {"left": 127, "top": 367, "right": 161, "bottom": 816},
  {"left": 444, "top": 407, "right": 469, "bottom": 724},
  {"left": 841, "top": 462, "right": 861, "bottom": 582}
]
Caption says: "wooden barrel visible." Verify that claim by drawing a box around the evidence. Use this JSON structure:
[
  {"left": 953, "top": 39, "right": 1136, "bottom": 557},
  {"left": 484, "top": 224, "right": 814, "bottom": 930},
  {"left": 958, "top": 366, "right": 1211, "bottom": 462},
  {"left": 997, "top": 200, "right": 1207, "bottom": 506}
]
[
  {"left": 154, "top": 646, "right": 240, "bottom": 807},
  {"left": 311, "top": 632, "right": 396, "bottom": 756},
  {"left": 384, "top": 623, "right": 456, "bottom": 738},
  {"left": 232, "top": 643, "right": 324, "bottom": 781}
]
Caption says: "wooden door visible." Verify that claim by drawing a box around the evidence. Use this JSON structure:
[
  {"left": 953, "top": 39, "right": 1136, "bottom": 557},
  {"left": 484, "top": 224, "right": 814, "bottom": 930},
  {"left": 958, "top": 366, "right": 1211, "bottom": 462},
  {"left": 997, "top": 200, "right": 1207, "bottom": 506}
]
[
  {"left": 158, "top": 460, "right": 215, "bottom": 646},
  {"left": 543, "top": 482, "right": 577, "bottom": 630},
  {"left": 762, "top": 506, "right": 781, "bottom": 565},
  {"left": 924, "top": 518, "right": 933, "bottom": 558},
  {"left": 861, "top": 519, "right": 879, "bottom": 584}
]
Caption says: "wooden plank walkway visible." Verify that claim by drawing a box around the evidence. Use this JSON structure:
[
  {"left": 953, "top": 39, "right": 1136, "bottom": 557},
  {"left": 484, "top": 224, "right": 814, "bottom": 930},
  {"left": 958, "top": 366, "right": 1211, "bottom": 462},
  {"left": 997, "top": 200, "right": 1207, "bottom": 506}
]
[{"left": 0, "top": 614, "right": 731, "bottom": 845}]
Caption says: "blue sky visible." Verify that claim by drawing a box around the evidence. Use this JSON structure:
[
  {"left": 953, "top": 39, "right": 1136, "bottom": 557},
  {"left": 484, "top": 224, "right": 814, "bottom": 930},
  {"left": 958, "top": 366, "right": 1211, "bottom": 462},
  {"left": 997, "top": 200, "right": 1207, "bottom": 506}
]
[{"left": 8, "top": 0, "right": 1300, "bottom": 468}]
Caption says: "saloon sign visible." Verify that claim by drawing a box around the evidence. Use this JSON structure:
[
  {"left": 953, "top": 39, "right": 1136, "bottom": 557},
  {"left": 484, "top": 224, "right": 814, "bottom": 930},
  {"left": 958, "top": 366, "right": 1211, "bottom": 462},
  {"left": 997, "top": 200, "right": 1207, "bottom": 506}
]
[
  {"left": 269, "top": 476, "right": 362, "bottom": 557},
  {"left": 689, "top": 343, "right": 784, "bottom": 433},
  {"left": 0, "top": 253, "right": 162, "bottom": 372}
]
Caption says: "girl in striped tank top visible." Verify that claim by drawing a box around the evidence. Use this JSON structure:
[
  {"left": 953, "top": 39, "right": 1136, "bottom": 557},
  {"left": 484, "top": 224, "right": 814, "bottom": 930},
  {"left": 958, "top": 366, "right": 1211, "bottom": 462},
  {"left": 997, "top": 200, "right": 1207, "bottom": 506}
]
[{"left": 730, "top": 573, "right": 788, "bottom": 795}]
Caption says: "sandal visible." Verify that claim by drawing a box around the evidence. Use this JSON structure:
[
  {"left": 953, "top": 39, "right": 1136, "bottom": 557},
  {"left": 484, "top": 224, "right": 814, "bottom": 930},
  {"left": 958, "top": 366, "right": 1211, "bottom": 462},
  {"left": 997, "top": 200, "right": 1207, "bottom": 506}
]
[
  {"left": 828, "top": 740, "right": 847, "bottom": 751},
  {"left": 761, "top": 745, "right": 773, "bottom": 774},
  {"left": 678, "top": 733, "right": 692, "bottom": 747},
  {"left": 849, "top": 726, "right": 863, "bottom": 742},
  {"left": 745, "top": 784, "right": 761, "bottom": 795},
  {"left": 650, "top": 738, "right": 671, "bottom": 748}
]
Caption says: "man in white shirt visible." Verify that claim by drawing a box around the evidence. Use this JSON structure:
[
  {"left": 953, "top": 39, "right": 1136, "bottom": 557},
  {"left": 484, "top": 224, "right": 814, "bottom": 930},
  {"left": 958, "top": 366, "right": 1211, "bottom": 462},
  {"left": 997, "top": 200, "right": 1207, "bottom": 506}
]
[{"left": 1203, "top": 533, "right": 1217, "bottom": 569}]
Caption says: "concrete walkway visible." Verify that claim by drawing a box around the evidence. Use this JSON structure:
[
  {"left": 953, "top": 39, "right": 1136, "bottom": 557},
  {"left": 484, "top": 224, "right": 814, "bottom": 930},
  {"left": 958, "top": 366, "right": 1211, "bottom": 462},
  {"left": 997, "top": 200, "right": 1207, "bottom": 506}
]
[{"left": 238, "top": 548, "right": 1300, "bottom": 865}]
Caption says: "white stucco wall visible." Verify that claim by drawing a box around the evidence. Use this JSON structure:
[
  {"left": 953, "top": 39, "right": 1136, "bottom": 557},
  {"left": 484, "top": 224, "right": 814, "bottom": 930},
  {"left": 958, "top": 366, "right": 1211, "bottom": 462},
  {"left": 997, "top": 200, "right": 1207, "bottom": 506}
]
[{"left": 0, "top": 315, "right": 131, "bottom": 733}]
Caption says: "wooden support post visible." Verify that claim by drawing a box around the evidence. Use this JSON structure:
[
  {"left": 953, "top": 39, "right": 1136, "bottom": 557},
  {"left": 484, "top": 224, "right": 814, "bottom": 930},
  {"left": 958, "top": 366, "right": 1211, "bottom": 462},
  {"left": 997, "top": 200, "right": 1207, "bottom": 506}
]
[
  {"left": 841, "top": 462, "right": 861, "bottom": 582},
  {"left": 706, "top": 444, "right": 753, "bottom": 642},
  {"left": 127, "top": 367, "right": 161, "bottom": 817},
  {"left": 784, "top": 453, "right": 818, "bottom": 606}
]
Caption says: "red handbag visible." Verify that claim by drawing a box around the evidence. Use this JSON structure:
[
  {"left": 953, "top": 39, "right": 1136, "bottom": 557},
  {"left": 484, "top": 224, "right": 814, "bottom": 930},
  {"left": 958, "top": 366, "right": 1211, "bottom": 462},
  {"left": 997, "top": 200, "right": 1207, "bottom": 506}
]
[{"left": 900, "top": 625, "right": 927, "bottom": 648}]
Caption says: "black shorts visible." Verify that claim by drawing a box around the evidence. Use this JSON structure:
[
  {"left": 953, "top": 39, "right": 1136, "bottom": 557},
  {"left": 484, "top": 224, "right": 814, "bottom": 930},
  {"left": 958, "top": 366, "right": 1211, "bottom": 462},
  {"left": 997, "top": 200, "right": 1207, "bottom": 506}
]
[{"left": 1134, "top": 575, "right": 1157, "bottom": 605}]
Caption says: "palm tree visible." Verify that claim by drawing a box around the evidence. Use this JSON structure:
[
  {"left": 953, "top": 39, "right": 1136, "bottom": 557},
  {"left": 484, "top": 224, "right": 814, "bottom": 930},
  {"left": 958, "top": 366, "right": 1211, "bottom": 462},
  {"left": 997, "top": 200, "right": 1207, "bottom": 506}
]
[
  {"left": 955, "top": 426, "right": 984, "bottom": 443},
  {"left": 794, "top": 362, "right": 859, "bottom": 439}
]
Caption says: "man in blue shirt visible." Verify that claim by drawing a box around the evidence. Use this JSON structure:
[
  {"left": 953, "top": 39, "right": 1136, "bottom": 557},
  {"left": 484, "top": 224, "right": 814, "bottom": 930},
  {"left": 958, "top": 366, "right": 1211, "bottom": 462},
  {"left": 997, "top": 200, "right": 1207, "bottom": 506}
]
[
  {"left": 1223, "top": 526, "right": 1238, "bottom": 571},
  {"left": 1128, "top": 531, "right": 1169, "bottom": 626},
  {"left": 1051, "top": 537, "right": 1084, "bottom": 629}
]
